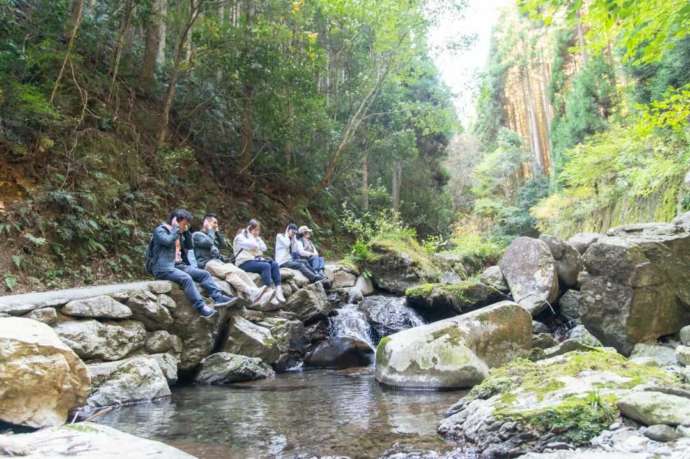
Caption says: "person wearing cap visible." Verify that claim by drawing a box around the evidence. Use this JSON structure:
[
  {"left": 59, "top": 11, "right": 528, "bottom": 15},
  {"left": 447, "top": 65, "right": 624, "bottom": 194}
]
[
  {"left": 275, "top": 224, "right": 323, "bottom": 283},
  {"left": 233, "top": 219, "right": 285, "bottom": 303},
  {"left": 294, "top": 225, "right": 325, "bottom": 275}
]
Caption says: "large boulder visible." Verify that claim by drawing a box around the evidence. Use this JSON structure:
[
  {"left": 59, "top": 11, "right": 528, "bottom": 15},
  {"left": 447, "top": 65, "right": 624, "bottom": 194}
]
[
  {"left": 567, "top": 232, "right": 601, "bottom": 255},
  {"left": 196, "top": 352, "right": 274, "bottom": 384},
  {"left": 363, "top": 237, "right": 440, "bottom": 295},
  {"left": 0, "top": 422, "right": 194, "bottom": 458},
  {"left": 54, "top": 319, "right": 146, "bottom": 362},
  {"left": 283, "top": 282, "right": 333, "bottom": 322},
  {"left": 405, "top": 279, "right": 506, "bottom": 321},
  {"left": 479, "top": 265, "right": 509, "bottom": 293},
  {"left": 540, "top": 235, "right": 583, "bottom": 288},
  {"left": 359, "top": 295, "right": 424, "bottom": 338},
  {"left": 126, "top": 290, "right": 174, "bottom": 331},
  {"left": 257, "top": 317, "right": 307, "bottom": 369},
  {"left": 618, "top": 391, "right": 690, "bottom": 426},
  {"left": 558, "top": 289, "right": 583, "bottom": 322},
  {"left": 375, "top": 301, "right": 532, "bottom": 389},
  {"left": 0, "top": 318, "right": 91, "bottom": 428},
  {"left": 85, "top": 356, "right": 171, "bottom": 408},
  {"left": 61, "top": 295, "right": 132, "bottom": 320},
  {"left": 499, "top": 237, "right": 560, "bottom": 315},
  {"left": 578, "top": 222, "right": 690, "bottom": 355},
  {"left": 305, "top": 337, "right": 374, "bottom": 369},
  {"left": 145, "top": 330, "right": 183, "bottom": 354},
  {"left": 439, "top": 350, "right": 680, "bottom": 457},
  {"left": 222, "top": 316, "right": 280, "bottom": 365}
]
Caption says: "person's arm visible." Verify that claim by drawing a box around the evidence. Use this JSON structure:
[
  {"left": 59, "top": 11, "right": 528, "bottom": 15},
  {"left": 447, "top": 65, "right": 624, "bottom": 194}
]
[
  {"left": 215, "top": 231, "right": 227, "bottom": 251},
  {"left": 256, "top": 236, "right": 267, "bottom": 252},
  {"left": 234, "top": 232, "right": 261, "bottom": 251},
  {"left": 192, "top": 231, "right": 213, "bottom": 249},
  {"left": 153, "top": 225, "right": 179, "bottom": 247},
  {"left": 295, "top": 239, "right": 314, "bottom": 257}
]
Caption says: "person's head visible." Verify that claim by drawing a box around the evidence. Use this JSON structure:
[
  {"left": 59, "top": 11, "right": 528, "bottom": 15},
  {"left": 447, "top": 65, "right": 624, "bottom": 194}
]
[
  {"left": 247, "top": 219, "right": 261, "bottom": 236},
  {"left": 203, "top": 213, "right": 218, "bottom": 232},
  {"left": 286, "top": 223, "right": 298, "bottom": 238},
  {"left": 168, "top": 209, "right": 193, "bottom": 231},
  {"left": 299, "top": 225, "right": 313, "bottom": 239}
]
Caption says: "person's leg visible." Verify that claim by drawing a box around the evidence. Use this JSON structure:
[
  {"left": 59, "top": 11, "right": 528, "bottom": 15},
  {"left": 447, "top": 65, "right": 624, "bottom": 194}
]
[
  {"left": 179, "top": 265, "right": 234, "bottom": 305},
  {"left": 155, "top": 268, "right": 205, "bottom": 310},
  {"left": 240, "top": 260, "right": 274, "bottom": 287},
  {"left": 284, "top": 260, "right": 318, "bottom": 283},
  {"left": 270, "top": 260, "right": 281, "bottom": 286},
  {"left": 207, "top": 260, "right": 256, "bottom": 298}
]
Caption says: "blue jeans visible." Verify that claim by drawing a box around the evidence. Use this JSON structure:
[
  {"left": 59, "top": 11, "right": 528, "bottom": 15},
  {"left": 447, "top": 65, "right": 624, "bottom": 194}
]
[
  {"left": 308, "top": 256, "right": 325, "bottom": 272},
  {"left": 240, "top": 259, "right": 281, "bottom": 287},
  {"left": 281, "top": 260, "right": 319, "bottom": 283},
  {"left": 154, "top": 264, "right": 223, "bottom": 310}
]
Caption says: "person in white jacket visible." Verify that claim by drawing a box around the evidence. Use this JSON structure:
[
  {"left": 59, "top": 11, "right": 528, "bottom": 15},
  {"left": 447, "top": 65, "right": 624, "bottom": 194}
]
[
  {"left": 295, "top": 225, "right": 326, "bottom": 275},
  {"left": 233, "top": 219, "right": 285, "bottom": 302},
  {"left": 275, "top": 224, "right": 322, "bottom": 283}
]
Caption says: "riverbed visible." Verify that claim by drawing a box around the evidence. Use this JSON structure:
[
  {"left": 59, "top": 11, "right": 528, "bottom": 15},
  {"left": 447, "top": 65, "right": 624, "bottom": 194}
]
[{"left": 95, "top": 367, "right": 465, "bottom": 458}]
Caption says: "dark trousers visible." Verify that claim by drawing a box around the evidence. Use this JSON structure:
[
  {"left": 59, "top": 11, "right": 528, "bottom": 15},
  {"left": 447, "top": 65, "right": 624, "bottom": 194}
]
[
  {"left": 308, "top": 256, "right": 325, "bottom": 272},
  {"left": 240, "top": 259, "right": 281, "bottom": 287},
  {"left": 281, "top": 260, "right": 319, "bottom": 283},
  {"left": 154, "top": 264, "right": 221, "bottom": 309}
]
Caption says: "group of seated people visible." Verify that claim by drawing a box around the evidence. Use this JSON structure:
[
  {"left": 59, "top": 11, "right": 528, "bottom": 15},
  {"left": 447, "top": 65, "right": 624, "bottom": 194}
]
[{"left": 148, "top": 209, "right": 328, "bottom": 317}]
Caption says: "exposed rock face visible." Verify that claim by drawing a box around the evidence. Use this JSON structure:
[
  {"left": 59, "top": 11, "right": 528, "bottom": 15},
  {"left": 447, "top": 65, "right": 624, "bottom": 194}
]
[
  {"left": 0, "top": 422, "right": 194, "bottom": 458},
  {"left": 127, "top": 290, "right": 174, "bottom": 331},
  {"left": 630, "top": 343, "right": 677, "bottom": 366},
  {"left": 479, "top": 265, "right": 509, "bottom": 293},
  {"left": 330, "top": 269, "right": 358, "bottom": 289},
  {"left": 148, "top": 353, "right": 179, "bottom": 384},
  {"left": 258, "top": 317, "right": 307, "bottom": 370},
  {"left": 355, "top": 275, "right": 375, "bottom": 296},
  {"left": 280, "top": 268, "right": 309, "bottom": 288},
  {"left": 62, "top": 296, "right": 132, "bottom": 320},
  {"left": 676, "top": 345, "right": 690, "bottom": 366},
  {"left": 196, "top": 352, "right": 275, "bottom": 384},
  {"left": 364, "top": 238, "right": 439, "bottom": 295},
  {"left": 85, "top": 356, "right": 170, "bottom": 408},
  {"left": 438, "top": 350, "right": 680, "bottom": 457},
  {"left": 55, "top": 320, "right": 146, "bottom": 362},
  {"left": 540, "top": 235, "right": 583, "bottom": 288},
  {"left": 283, "top": 283, "right": 332, "bottom": 322},
  {"left": 0, "top": 318, "right": 91, "bottom": 428},
  {"left": 375, "top": 301, "right": 532, "bottom": 389},
  {"left": 567, "top": 232, "right": 601, "bottom": 255},
  {"left": 558, "top": 290, "right": 582, "bottom": 322},
  {"left": 359, "top": 295, "right": 424, "bottom": 338},
  {"left": 499, "top": 237, "right": 559, "bottom": 315},
  {"left": 618, "top": 391, "right": 690, "bottom": 426},
  {"left": 681, "top": 325, "right": 690, "bottom": 346},
  {"left": 305, "top": 337, "right": 373, "bottom": 369},
  {"left": 145, "top": 330, "right": 183, "bottom": 354},
  {"left": 566, "top": 325, "right": 603, "bottom": 347},
  {"left": 222, "top": 316, "right": 280, "bottom": 365},
  {"left": 26, "top": 307, "right": 58, "bottom": 325},
  {"left": 578, "top": 222, "right": 690, "bottom": 355},
  {"left": 405, "top": 279, "right": 506, "bottom": 321}
]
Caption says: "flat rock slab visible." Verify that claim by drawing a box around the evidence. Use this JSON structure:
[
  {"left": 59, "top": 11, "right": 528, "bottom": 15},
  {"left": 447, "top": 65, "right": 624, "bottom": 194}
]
[
  {"left": 0, "top": 422, "right": 193, "bottom": 458},
  {"left": 618, "top": 391, "right": 690, "bottom": 426}
]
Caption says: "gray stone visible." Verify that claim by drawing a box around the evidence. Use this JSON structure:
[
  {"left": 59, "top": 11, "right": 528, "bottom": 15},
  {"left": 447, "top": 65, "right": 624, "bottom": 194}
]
[
  {"left": 145, "top": 330, "right": 183, "bottom": 354},
  {"left": 62, "top": 295, "right": 132, "bottom": 319},
  {"left": 148, "top": 281, "right": 173, "bottom": 294},
  {"left": 222, "top": 316, "right": 280, "bottom": 365},
  {"left": 360, "top": 295, "right": 424, "bottom": 338},
  {"left": 406, "top": 279, "right": 506, "bottom": 321},
  {"left": 279, "top": 268, "right": 309, "bottom": 288},
  {"left": 618, "top": 391, "right": 690, "bottom": 426},
  {"left": 680, "top": 326, "right": 690, "bottom": 346},
  {"left": 330, "top": 269, "right": 358, "bottom": 289},
  {"left": 533, "top": 333, "right": 558, "bottom": 349},
  {"left": 0, "top": 422, "right": 194, "bottom": 458},
  {"left": 375, "top": 301, "right": 532, "bottom": 389},
  {"left": 630, "top": 343, "right": 677, "bottom": 366},
  {"left": 305, "top": 337, "right": 373, "bottom": 369},
  {"left": 559, "top": 290, "right": 582, "bottom": 321},
  {"left": 364, "top": 240, "right": 439, "bottom": 295},
  {"left": 26, "top": 307, "right": 58, "bottom": 325},
  {"left": 85, "top": 356, "right": 170, "bottom": 408},
  {"left": 540, "top": 235, "right": 583, "bottom": 288},
  {"left": 55, "top": 320, "right": 146, "bottom": 362},
  {"left": 538, "top": 339, "right": 600, "bottom": 360},
  {"left": 148, "top": 352, "right": 179, "bottom": 384},
  {"left": 355, "top": 275, "right": 375, "bottom": 296},
  {"left": 283, "top": 282, "right": 333, "bottom": 322},
  {"left": 533, "top": 321, "right": 550, "bottom": 334},
  {"left": 127, "top": 290, "right": 174, "bottom": 331},
  {"left": 196, "top": 353, "right": 274, "bottom": 384},
  {"left": 0, "top": 318, "right": 90, "bottom": 428},
  {"left": 479, "top": 265, "right": 509, "bottom": 293},
  {"left": 498, "top": 237, "right": 559, "bottom": 315},
  {"left": 677, "top": 345, "right": 690, "bottom": 366},
  {"left": 567, "top": 232, "right": 601, "bottom": 254},
  {"left": 567, "top": 325, "right": 603, "bottom": 347},
  {"left": 642, "top": 424, "right": 681, "bottom": 442}
]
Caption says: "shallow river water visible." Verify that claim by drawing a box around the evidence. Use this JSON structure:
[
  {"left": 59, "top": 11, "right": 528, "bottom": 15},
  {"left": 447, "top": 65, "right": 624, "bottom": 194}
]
[{"left": 95, "top": 367, "right": 465, "bottom": 459}]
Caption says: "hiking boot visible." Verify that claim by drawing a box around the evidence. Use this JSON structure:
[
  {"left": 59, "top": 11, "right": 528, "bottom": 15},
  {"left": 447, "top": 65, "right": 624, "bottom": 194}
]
[
  {"left": 275, "top": 285, "right": 287, "bottom": 303},
  {"left": 213, "top": 293, "right": 240, "bottom": 308},
  {"left": 197, "top": 304, "right": 217, "bottom": 318},
  {"left": 250, "top": 285, "right": 268, "bottom": 305}
]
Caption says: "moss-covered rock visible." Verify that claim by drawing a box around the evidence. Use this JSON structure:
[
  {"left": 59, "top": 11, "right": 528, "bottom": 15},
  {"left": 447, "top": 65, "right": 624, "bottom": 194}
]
[
  {"left": 363, "top": 236, "right": 440, "bottom": 295},
  {"left": 375, "top": 301, "right": 532, "bottom": 389},
  {"left": 439, "top": 350, "right": 682, "bottom": 457},
  {"left": 405, "top": 278, "right": 507, "bottom": 321}
]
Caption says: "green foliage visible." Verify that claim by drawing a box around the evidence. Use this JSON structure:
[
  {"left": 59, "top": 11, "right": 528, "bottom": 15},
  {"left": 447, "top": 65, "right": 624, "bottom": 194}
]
[{"left": 4, "top": 274, "right": 17, "bottom": 292}]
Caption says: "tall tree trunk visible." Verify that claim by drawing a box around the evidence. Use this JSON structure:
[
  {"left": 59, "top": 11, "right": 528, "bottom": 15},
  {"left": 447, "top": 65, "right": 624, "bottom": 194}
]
[
  {"left": 108, "top": 0, "right": 134, "bottom": 102},
  {"left": 392, "top": 160, "right": 402, "bottom": 212},
  {"left": 141, "top": 0, "right": 164, "bottom": 89},
  {"left": 576, "top": 9, "right": 588, "bottom": 66},
  {"left": 157, "top": 0, "right": 167, "bottom": 68},
  {"left": 239, "top": 83, "right": 254, "bottom": 172},
  {"left": 362, "top": 153, "right": 369, "bottom": 211},
  {"left": 51, "top": 0, "right": 83, "bottom": 104},
  {"left": 157, "top": 0, "right": 203, "bottom": 149}
]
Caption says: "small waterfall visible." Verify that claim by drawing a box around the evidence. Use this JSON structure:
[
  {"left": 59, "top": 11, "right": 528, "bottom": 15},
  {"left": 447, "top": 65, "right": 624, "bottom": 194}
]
[
  {"left": 329, "top": 303, "right": 375, "bottom": 350},
  {"left": 361, "top": 295, "right": 425, "bottom": 341}
]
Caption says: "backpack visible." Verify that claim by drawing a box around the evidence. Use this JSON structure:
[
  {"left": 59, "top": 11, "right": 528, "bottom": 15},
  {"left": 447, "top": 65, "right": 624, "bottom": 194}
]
[{"left": 144, "top": 235, "right": 156, "bottom": 275}]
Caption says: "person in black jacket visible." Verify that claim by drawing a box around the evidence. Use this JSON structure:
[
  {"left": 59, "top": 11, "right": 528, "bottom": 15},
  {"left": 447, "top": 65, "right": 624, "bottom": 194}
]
[{"left": 149, "top": 209, "right": 236, "bottom": 317}]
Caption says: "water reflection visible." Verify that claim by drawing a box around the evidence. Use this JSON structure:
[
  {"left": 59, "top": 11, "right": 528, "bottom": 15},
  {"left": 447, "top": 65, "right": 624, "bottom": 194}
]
[{"left": 96, "top": 368, "right": 464, "bottom": 458}]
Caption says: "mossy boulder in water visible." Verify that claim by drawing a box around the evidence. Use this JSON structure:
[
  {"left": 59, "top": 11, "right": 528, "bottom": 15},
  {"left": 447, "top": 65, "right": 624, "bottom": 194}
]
[
  {"left": 375, "top": 301, "right": 531, "bottom": 389},
  {"left": 438, "top": 350, "right": 681, "bottom": 457},
  {"left": 405, "top": 278, "right": 506, "bottom": 321},
  {"left": 579, "top": 220, "right": 690, "bottom": 355},
  {"left": 364, "top": 236, "right": 440, "bottom": 295}
]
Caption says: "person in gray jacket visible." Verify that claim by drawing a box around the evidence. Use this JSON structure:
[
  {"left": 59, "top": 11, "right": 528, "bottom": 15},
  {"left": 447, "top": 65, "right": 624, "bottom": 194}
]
[
  {"left": 193, "top": 213, "right": 268, "bottom": 305},
  {"left": 148, "top": 209, "right": 236, "bottom": 317},
  {"left": 275, "top": 224, "right": 323, "bottom": 283}
]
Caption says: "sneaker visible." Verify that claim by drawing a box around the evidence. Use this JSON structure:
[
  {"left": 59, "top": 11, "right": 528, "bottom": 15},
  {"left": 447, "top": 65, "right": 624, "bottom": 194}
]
[
  {"left": 197, "top": 304, "right": 217, "bottom": 318},
  {"left": 250, "top": 286, "right": 268, "bottom": 304},
  {"left": 275, "top": 285, "right": 286, "bottom": 303},
  {"left": 258, "top": 287, "right": 276, "bottom": 307},
  {"left": 213, "top": 293, "right": 239, "bottom": 308}
]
